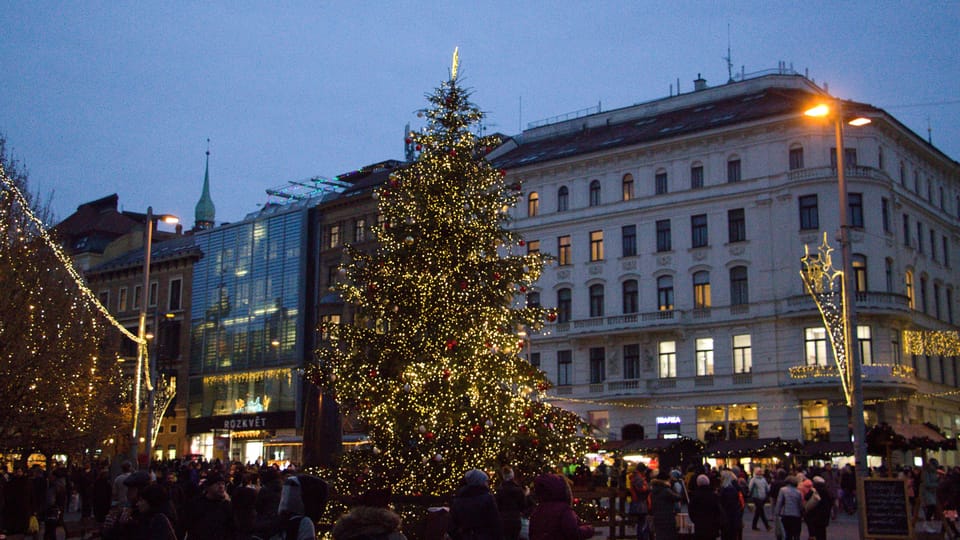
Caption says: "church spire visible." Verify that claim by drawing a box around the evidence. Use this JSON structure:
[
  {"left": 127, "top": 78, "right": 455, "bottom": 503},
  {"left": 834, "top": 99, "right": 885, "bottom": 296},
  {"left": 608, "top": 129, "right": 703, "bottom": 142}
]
[{"left": 194, "top": 139, "right": 216, "bottom": 231}]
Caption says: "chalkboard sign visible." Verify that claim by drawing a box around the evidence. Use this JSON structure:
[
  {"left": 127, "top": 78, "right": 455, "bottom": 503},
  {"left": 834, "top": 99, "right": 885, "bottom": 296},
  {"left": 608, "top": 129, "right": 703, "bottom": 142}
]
[{"left": 859, "top": 477, "right": 911, "bottom": 539}]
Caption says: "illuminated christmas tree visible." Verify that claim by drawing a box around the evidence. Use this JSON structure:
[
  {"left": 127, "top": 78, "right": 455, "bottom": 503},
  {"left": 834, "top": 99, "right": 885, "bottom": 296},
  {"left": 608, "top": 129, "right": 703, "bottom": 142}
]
[{"left": 310, "top": 55, "right": 594, "bottom": 496}]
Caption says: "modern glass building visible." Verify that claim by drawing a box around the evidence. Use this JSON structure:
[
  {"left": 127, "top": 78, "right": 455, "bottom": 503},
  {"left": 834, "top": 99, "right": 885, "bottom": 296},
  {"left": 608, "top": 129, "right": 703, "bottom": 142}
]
[{"left": 188, "top": 200, "right": 319, "bottom": 465}]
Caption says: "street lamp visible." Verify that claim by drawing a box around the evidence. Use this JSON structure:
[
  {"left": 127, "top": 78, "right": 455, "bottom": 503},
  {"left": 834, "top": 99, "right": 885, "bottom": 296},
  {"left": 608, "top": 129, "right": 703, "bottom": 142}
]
[
  {"left": 130, "top": 206, "right": 179, "bottom": 468},
  {"left": 805, "top": 101, "right": 871, "bottom": 534}
]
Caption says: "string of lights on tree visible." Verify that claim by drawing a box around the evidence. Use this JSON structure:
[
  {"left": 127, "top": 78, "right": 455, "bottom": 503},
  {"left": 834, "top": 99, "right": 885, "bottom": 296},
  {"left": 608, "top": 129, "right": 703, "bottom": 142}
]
[{"left": 307, "top": 50, "right": 595, "bottom": 498}]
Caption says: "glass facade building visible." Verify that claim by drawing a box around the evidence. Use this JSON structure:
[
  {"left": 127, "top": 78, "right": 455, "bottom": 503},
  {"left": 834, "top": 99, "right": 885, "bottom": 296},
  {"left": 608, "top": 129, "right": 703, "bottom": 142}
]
[{"left": 188, "top": 201, "right": 318, "bottom": 464}]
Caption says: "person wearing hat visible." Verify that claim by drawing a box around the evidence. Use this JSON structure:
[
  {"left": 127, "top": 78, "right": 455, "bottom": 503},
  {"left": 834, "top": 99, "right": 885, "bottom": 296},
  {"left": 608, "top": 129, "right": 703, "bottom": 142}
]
[
  {"left": 449, "top": 469, "right": 503, "bottom": 540},
  {"left": 688, "top": 474, "right": 723, "bottom": 540},
  {"left": 528, "top": 473, "right": 594, "bottom": 540},
  {"left": 183, "top": 470, "right": 235, "bottom": 540},
  {"left": 495, "top": 466, "right": 532, "bottom": 540},
  {"left": 773, "top": 476, "right": 804, "bottom": 540},
  {"left": 804, "top": 476, "right": 834, "bottom": 540},
  {"left": 135, "top": 484, "right": 177, "bottom": 540},
  {"left": 101, "top": 471, "right": 152, "bottom": 540}
]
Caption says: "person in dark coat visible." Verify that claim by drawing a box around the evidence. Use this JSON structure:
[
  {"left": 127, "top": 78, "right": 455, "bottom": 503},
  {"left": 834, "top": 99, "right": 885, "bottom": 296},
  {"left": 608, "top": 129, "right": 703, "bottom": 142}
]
[
  {"left": 804, "top": 476, "right": 834, "bottom": 540},
  {"left": 92, "top": 468, "right": 113, "bottom": 524},
  {"left": 528, "top": 473, "right": 594, "bottom": 540},
  {"left": 650, "top": 472, "right": 681, "bottom": 540},
  {"left": 183, "top": 471, "right": 235, "bottom": 540},
  {"left": 495, "top": 466, "right": 531, "bottom": 540},
  {"left": 331, "top": 488, "right": 407, "bottom": 540},
  {"left": 135, "top": 484, "right": 177, "bottom": 540},
  {"left": 718, "top": 470, "right": 743, "bottom": 540},
  {"left": 688, "top": 474, "right": 723, "bottom": 540},
  {"left": 3, "top": 466, "right": 34, "bottom": 534},
  {"left": 449, "top": 469, "right": 503, "bottom": 540}
]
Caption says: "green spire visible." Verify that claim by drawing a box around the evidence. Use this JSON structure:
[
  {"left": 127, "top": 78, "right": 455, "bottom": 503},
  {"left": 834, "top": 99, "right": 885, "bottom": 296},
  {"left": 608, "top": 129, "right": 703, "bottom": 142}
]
[{"left": 194, "top": 140, "right": 215, "bottom": 230}]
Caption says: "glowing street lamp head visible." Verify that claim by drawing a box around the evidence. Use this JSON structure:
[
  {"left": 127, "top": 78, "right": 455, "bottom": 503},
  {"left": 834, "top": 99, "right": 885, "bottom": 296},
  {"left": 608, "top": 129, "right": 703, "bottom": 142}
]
[
  {"left": 848, "top": 117, "right": 872, "bottom": 127},
  {"left": 159, "top": 214, "right": 180, "bottom": 225},
  {"left": 804, "top": 104, "right": 830, "bottom": 118}
]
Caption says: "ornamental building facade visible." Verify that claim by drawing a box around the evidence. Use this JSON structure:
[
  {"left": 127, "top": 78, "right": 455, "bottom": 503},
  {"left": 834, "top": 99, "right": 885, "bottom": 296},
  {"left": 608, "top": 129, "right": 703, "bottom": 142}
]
[{"left": 492, "top": 71, "right": 960, "bottom": 465}]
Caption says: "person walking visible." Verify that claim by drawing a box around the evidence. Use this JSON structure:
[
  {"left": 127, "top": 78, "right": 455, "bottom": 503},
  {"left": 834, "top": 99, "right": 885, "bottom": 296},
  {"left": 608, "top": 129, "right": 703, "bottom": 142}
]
[
  {"left": 528, "top": 473, "right": 594, "bottom": 540},
  {"left": 449, "top": 469, "right": 503, "bottom": 540},
  {"left": 627, "top": 464, "right": 651, "bottom": 540},
  {"left": 804, "top": 476, "right": 834, "bottom": 540},
  {"left": 773, "top": 476, "right": 804, "bottom": 540},
  {"left": 650, "top": 471, "right": 681, "bottom": 540},
  {"left": 688, "top": 474, "right": 722, "bottom": 540},
  {"left": 495, "top": 466, "right": 531, "bottom": 540},
  {"left": 747, "top": 468, "right": 771, "bottom": 531}
]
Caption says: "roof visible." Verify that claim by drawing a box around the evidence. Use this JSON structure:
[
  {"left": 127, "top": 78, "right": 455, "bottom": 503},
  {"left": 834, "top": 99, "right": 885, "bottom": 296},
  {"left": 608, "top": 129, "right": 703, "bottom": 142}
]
[
  {"left": 892, "top": 423, "right": 946, "bottom": 443},
  {"left": 54, "top": 194, "right": 146, "bottom": 253},
  {"left": 621, "top": 437, "right": 704, "bottom": 454},
  {"left": 86, "top": 234, "right": 201, "bottom": 275},
  {"left": 703, "top": 437, "right": 801, "bottom": 458}
]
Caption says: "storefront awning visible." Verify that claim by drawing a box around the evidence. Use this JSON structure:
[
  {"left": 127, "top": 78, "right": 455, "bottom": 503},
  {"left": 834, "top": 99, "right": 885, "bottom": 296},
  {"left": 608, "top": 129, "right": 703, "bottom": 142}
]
[
  {"left": 802, "top": 441, "right": 854, "bottom": 458},
  {"left": 703, "top": 437, "right": 800, "bottom": 458},
  {"left": 621, "top": 437, "right": 704, "bottom": 455}
]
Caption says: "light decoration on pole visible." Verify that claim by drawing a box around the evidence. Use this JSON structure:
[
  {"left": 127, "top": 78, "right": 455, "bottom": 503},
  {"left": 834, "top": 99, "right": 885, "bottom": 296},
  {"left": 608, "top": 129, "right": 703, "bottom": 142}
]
[
  {"left": 800, "top": 232, "right": 853, "bottom": 406},
  {"left": 307, "top": 50, "right": 594, "bottom": 498}
]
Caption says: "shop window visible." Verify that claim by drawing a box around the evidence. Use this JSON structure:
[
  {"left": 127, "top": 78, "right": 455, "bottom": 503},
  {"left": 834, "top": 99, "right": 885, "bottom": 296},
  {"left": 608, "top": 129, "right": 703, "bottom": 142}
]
[{"left": 801, "top": 400, "right": 830, "bottom": 442}]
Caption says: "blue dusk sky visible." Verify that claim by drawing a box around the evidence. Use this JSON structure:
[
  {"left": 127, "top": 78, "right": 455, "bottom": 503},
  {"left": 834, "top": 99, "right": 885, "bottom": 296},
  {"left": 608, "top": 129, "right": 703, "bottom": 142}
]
[{"left": 1, "top": 2, "right": 958, "bottom": 226}]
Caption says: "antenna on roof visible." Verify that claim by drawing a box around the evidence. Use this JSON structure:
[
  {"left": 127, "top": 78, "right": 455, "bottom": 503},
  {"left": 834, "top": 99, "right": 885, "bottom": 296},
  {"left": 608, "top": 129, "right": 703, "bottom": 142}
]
[
  {"left": 724, "top": 23, "right": 734, "bottom": 83},
  {"left": 927, "top": 117, "right": 933, "bottom": 144}
]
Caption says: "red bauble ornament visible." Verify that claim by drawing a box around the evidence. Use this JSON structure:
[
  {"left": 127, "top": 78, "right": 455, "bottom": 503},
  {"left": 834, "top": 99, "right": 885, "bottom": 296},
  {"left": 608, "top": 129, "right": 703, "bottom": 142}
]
[
  {"left": 537, "top": 382, "right": 549, "bottom": 391},
  {"left": 459, "top": 281, "right": 468, "bottom": 290},
  {"left": 518, "top": 239, "right": 525, "bottom": 247},
  {"left": 524, "top": 408, "right": 533, "bottom": 418},
  {"left": 519, "top": 285, "right": 526, "bottom": 293},
  {"left": 389, "top": 178, "right": 399, "bottom": 188},
  {"left": 442, "top": 369, "right": 451, "bottom": 379},
  {"left": 590, "top": 442, "right": 601, "bottom": 452},
  {"left": 493, "top": 272, "right": 502, "bottom": 281},
  {"left": 416, "top": 144, "right": 421, "bottom": 151},
  {"left": 499, "top": 169, "right": 507, "bottom": 177},
  {"left": 368, "top": 369, "right": 377, "bottom": 378},
  {"left": 424, "top": 431, "right": 435, "bottom": 440},
  {"left": 546, "top": 312, "right": 557, "bottom": 322},
  {"left": 519, "top": 425, "right": 528, "bottom": 433},
  {"left": 405, "top": 138, "right": 412, "bottom": 144},
  {"left": 471, "top": 424, "right": 483, "bottom": 434},
  {"left": 450, "top": 149, "right": 457, "bottom": 157},
  {"left": 445, "top": 339, "right": 457, "bottom": 351},
  {"left": 532, "top": 438, "right": 540, "bottom": 446},
  {"left": 464, "top": 434, "right": 473, "bottom": 443}
]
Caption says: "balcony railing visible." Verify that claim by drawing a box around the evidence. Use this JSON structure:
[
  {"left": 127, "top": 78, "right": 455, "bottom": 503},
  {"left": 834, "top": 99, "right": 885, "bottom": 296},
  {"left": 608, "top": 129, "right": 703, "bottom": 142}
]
[
  {"left": 787, "top": 363, "right": 917, "bottom": 387},
  {"left": 787, "top": 165, "right": 888, "bottom": 183}
]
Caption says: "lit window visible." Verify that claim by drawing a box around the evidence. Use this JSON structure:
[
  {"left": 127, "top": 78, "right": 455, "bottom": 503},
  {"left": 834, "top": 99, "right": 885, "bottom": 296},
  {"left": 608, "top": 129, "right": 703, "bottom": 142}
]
[
  {"left": 733, "top": 334, "right": 752, "bottom": 373},
  {"left": 622, "top": 174, "right": 634, "bottom": 201},
  {"left": 657, "top": 276, "right": 674, "bottom": 311},
  {"left": 589, "top": 230, "right": 604, "bottom": 261},
  {"left": 696, "top": 337, "right": 714, "bottom": 376},
  {"left": 557, "top": 235, "right": 571, "bottom": 266},
  {"left": 527, "top": 192, "right": 539, "bottom": 217},
  {"left": 659, "top": 341, "right": 676, "bottom": 378},
  {"left": 852, "top": 255, "right": 867, "bottom": 292},
  {"left": 905, "top": 270, "right": 915, "bottom": 309},
  {"left": 858, "top": 325, "right": 873, "bottom": 365},
  {"left": 805, "top": 327, "right": 828, "bottom": 366},
  {"left": 693, "top": 271, "right": 711, "bottom": 309}
]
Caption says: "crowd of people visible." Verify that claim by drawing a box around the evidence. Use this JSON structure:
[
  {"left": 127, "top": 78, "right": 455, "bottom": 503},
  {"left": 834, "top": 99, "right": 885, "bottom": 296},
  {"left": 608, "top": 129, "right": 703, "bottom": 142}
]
[{"left": 2, "top": 456, "right": 960, "bottom": 540}]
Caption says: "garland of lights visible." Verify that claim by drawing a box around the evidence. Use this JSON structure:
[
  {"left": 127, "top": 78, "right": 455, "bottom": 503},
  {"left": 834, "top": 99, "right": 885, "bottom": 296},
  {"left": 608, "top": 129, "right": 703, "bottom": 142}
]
[
  {"left": 0, "top": 166, "right": 142, "bottom": 345},
  {"left": 904, "top": 330, "right": 960, "bottom": 356},
  {"left": 202, "top": 367, "right": 293, "bottom": 386},
  {"left": 800, "top": 233, "right": 852, "bottom": 406}
]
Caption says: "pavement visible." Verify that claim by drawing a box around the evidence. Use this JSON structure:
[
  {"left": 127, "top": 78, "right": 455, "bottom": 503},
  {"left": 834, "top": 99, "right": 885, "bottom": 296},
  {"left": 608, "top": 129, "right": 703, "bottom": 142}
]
[{"left": 742, "top": 505, "right": 860, "bottom": 540}]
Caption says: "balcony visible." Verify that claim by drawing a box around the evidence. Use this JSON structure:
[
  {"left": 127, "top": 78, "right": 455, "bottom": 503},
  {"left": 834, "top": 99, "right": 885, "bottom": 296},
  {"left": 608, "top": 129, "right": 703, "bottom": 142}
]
[
  {"left": 787, "top": 164, "right": 888, "bottom": 183},
  {"left": 786, "top": 363, "right": 917, "bottom": 390},
  {"left": 782, "top": 291, "right": 911, "bottom": 316}
]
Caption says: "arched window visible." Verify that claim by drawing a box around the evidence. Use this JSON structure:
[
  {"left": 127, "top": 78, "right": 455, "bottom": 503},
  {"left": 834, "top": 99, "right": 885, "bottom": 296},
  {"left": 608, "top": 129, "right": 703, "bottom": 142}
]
[
  {"left": 693, "top": 271, "right": 711, "bottom": 308},
  {"left": 622, "top": 174, "right": 634, "bottom": 201},
  {"left": 589, "top": 284, "right": 604, "bottom": 317},
  {"left": 622, "top": 280, "right": 638, "bottom": 314},
  {"left": 527, "top": 191, "right": 539, "bottom": 217},
  {"left": 729, "top": 266, "right": 748, "bottom": 305},
  {"left": 657, "top": 276, "right": 674, "bottom": 311},
  {"left": 589, "top": 180, "right": 601, "bottom": 207},
  {"left": 557, "top": 288, "right": 572, "bottom": 323},
  {"left": 557, "top": 186, "right": 569, "bottom": 212}
]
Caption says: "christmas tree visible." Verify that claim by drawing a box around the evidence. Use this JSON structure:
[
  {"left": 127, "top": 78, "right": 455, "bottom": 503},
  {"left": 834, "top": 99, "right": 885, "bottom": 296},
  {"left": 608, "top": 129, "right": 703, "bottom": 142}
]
[{"left": 310, "top": 53, "right": 594, "bottom": 497}]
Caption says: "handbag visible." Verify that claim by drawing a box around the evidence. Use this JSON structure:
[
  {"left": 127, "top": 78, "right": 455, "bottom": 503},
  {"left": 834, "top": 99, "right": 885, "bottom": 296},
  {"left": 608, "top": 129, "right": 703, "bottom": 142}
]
[{"left": 28, "top": 514, "right": 40, "bottom": 533}]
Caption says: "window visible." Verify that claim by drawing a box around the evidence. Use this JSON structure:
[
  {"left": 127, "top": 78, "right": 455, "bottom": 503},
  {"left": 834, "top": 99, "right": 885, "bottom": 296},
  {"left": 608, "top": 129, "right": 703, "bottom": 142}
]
[
  {"left": 656, "top": 219, "right": 672, "bottom": 252},
  {"left": 98, "top": 290, "right": 110, "bottom": 310},
  {"left": 589, "top": 230, "right": 604, "bottom": 261},
  {"left": 589, "top": 284, "right": 604, "bottom": 317},
  {"left": 328, "top": 224, "right": 341, "bottom": 248},
  {"left": 914, "top": 171, "right": 920, "bottom": 193},
  {"left": 730, "top": 266, "right": 749, "bottom": 305},
  {"left": 528, "top": 352, "right": 540, "bottom": 369},
  {"left": 917, "top": 221, "right": 924, "bottom": 254},
  {"left": 557, "top": 186, "right": 569, "bottom": 212},
  {"left": 848, "top": 193, "right": 864, "bottom": 228},
  {"left": 931, "top": 229, "right": 938, "bottom": 262},
  {"left": 657, "top": 276, "right": 674, "bottom": 311},
  {"left": 350, "top": 217, "right": 365, "bottom": 242},
  {"left": 527, "top": 192, "right": 539, "bottom": 217},
  {"left": 133, "top": 285, "right": 142, "bottom": 310},
  {"left": 557, "top": 350, "right": 572, "bottom": 386},
  {"left": 801, "top": 401, "right": 830, "bottom": 442},
  {"left": 168, "top": 278, "right": 183, "bottom": 311},
  {"left": 170, "top": 424, "right": 177, "bottom": 433},
  {"left": 727, "top": 208, "right": 746, "bottom": 243},
  {"left": 852, "top": 255, "right": 867, "bottom": 292},
  {"left": 858, "top": 325, "right": 873, "bottom": 365},
  {"left": 557, "top": 235, "right": 571, "bottom": 266},
  {"left": 799, "top": 195, "right": 819, "bottom": 230},
  {"left": 526, "top": 292, "right": 541, "bottom": 308},
  {"left": 623, "top": 344, "right": 640, "bottom": 380},
  {"left": 655, "top": 170, "right": 668, "bottom": 195},
  {"left": 149, "top": 282, "right": 158, "bottom": 307},
  {"left": 905, "top": 270, "right": 915, "bottom": 309},
  {"left": 935, "top": 283, "right": 942, "bottom": 320},
  {"left": 945, "top": 236, "right": 951, "bottom": 268},
  {"left": 658, "top": 341, "right": 676, "bottom": 378},
  {"left": 733, "top": 334, "right": 752, "bottom": 373},
  {"left": 622, "top": 174, "right": 634, "bottom": 201},
  {"left": 881, "top": 197, "right": 891, "bottom": 233},
  {"left": 527, "top": 240, "right": 540, "bottom": 255},
  {"left": 947, "top": 287, "right": 955, "bottom": 325},
  {"left": 557, "top": 288, "right": 572, "bottom": 323},
  {"left": 621, "top": 225, "right": 636, "bottom": 257},
  {"left": 696, "top": 338, "right": 714, "bottom": 376},
  {"left": 878, "top": 147, "right": 885, "bottom": 170},
  {"left": 831, "top": 148, "right": 858, "bottom": 167},
  {"left": 900, "top": 162, "right": 907, "bottom": 186},
  {"left": 727, "top": 158, "right": 741, "bottom": 183},
  {"left": 892, "top": 330, "right": 902, "bottom": 365},
  {"left": 589, "top": 347, "right": 605, "bottom": 383},
  {"left": 319, "top": 314, "right": 341, "bottom": 342},
  {"left": 691, "top": 164, "right": 704, "bottom": 189},
  {"left": 920, "top": 276, "right": 929, "bottom": 314},
  {"left": 885, "top": 258, "right": 894, "bottom": 293},
  {"left": 903, "top": 214, "right": 911, "bottom": 247},
  {"left": 789, "top": 146, "right": 804, "bottom": 170},
  {"left": 118, "top": 287, "right": 128, "bottom": 312},
  {"left": 693, "top": 271, "right": 711, "bottom": 309},
  {"left": 691, "top": 214, "right": 708, "bottom": 248},
  {"left": 589, "top": 180, "right": 601, "bottom": 207},
  {"left": 805, "top": 327, "right": 828, "bottom": 366},
  {"left": 622, "top": 280, "right": 638, "bottom": 314}
]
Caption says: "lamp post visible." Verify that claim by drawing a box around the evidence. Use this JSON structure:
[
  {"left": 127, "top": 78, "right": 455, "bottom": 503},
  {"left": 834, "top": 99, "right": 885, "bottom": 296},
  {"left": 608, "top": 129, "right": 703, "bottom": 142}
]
[
  {"left": 130, "top": 206, "right": 179, "bottom": 468},
  {"left": 805, "top": 101, "right": 871, "bottom": 535}
]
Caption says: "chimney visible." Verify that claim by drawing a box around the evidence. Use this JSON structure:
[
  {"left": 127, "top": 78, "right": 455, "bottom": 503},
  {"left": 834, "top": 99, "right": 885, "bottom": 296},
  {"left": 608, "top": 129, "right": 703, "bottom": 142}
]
[{"left": 694, "top": 73, "right": 708, "bottom": 91}]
